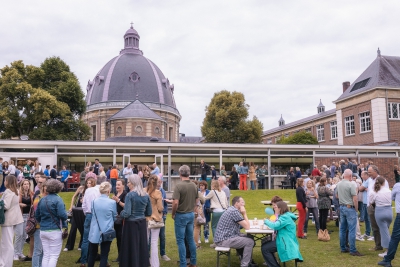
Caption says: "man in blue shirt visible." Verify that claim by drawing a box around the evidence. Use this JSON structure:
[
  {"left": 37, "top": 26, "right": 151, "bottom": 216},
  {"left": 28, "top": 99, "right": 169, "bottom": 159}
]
[
  {"left": 60, "top": 165, "right": 70, "bottom": 192},
  {"left": 43, "top": 165, "right": 50, "bottom": 177},
  {"left": 151, "top": 163, "right": 160, "bottom": 176},
  {"left": 378, "top": 180, "right": 400, "bottom": 267}
]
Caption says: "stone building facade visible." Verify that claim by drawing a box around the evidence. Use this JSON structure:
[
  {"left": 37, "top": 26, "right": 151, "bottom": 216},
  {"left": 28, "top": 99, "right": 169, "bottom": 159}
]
[
  {"left": 82, "top": 25, "right": 181, "bottom": 142},
  {"left": 262, "top": 49, "right": 400, "bottom": 146}
]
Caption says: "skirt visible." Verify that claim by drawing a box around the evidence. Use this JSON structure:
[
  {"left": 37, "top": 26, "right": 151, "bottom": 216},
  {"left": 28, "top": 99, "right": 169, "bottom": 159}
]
[{"left": 119, "top": 218, "right": 149, "bottom": 267}]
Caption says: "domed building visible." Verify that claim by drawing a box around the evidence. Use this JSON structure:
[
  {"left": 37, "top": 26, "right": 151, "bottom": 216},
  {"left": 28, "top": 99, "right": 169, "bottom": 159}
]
[{"left": 83, "top": 25, "right": 181, "bottom": 142}]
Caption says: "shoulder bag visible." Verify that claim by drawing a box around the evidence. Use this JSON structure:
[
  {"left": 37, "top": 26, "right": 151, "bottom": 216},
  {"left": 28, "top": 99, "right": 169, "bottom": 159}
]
[
  {"left": 44, "top": 200, "right": 68, "bottom": 239},
  {"left": 148, "top": 219, "right": 165, "bottom": 229},
  {"left": 25, "top": 205, "right": 37, "bottom": 236},
  {"left": 318, "top": 229, "right": 330, "bottom": 242},
  {"left": 93, "top": 202, "right": 116, "bottom": 242},
  {"left": 195, "top": 201, "right": 206, "bottom": 225}
]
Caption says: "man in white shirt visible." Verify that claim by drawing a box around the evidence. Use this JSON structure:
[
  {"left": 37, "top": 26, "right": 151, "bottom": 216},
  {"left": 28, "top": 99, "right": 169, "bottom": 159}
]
[
  {"left": 79, "top": 180, "right": 101, "bottom": 266},
  {"left": 360, "top": 165, "right": 389, "bottom": 251},
  {"left": 151, "top": 163, "right": 160, "bottom": 175},
  {"left": 123, "top": 164, "right": 133, "bottom": 191}
]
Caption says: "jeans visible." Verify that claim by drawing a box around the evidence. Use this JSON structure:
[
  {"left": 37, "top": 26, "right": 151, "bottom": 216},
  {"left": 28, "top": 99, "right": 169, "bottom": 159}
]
[
  {"left": 174, "top": 212, "right": 196, "bottom": 267},
  {"left": 360, "top": 203, "right": 371, "bottom": 236},
  {"left": 201, "top": 174, "right": 207, "bottom": 181},
  {"left": 159, "top": 217, "right": 166, "bottom": 256},
  {"left": 258, "top": 177, "right": 265, "bottom": 189},
  {"left": 339, "top": 206, "right": 357, "bottom": 253},
  {"left": 88, "top": 241, "right": 111, "bottom": 267},
  {"left": 14, "top": 213, "right": 28, "bottom": 256},
  {"left": 304, "top": 207, "right": 320, "bottom": 233},
  {"left": 261, "top": 240, "right": 279, "bottom": 267},
  {"left": 40, "top": 230, "right": 62, "bottom": 267},
  {"left": 383, "top": 213, "right": 400, "bottom": 263},
  {"left": 147, "top": 227, "right": 160, "bottom": 267},
  {"left": 80, "top": 213, "right": 92, "bottom": 264},
  {"left": 110, "top": 179, "right": 116, "bottom": 194},
  {"left": 368, "top": 205, "right": 382, "bottom": 249},
  {"left": 250, "top": 181, "right": 255, "bottom": 190},
  {"left": 32, "top": 229, "right": 43, "bottom": 267}
]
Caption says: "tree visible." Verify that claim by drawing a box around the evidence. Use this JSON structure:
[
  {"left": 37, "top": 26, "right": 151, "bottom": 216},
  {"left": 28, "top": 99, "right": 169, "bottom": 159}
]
[
  {"left": 276, "top": 131, "right": 318, "bottom": 144},
  {"left": 201, "top": 90, "right": 263, "bottom": 143},
  {"left": 0, "top": 59, "right": 90, "bottom": 140}
]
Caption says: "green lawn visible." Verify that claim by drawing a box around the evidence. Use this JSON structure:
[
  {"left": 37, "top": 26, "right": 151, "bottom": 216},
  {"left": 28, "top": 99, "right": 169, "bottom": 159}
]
[{"left": 13, "top": 189, "right": 400, "bottom": 267}]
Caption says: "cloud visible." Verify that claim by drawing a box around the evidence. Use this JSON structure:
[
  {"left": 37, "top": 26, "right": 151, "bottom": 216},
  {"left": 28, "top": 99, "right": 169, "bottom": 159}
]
[{"left": 1, "top": 0, "right": 400, "bottom": 136}]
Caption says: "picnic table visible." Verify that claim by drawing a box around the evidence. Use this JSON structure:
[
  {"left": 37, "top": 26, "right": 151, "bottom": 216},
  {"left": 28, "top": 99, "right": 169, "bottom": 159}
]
[
  {"left": 245, "top": 220, "right": 274, "bottom": 245},
  {"left": 261, "top": 200, "right": 289, "bottom": 205}
]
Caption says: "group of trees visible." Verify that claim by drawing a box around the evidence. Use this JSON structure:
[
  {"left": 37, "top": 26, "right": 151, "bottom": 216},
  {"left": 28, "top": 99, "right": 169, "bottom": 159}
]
[{"left": 0, "top": 57, "right": 90, "bottom": 140}]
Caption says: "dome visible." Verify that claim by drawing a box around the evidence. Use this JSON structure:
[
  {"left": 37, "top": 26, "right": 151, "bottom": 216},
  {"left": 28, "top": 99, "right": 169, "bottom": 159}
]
[{"left": 85, "top": 25, "right": 177, "bottom": 110}]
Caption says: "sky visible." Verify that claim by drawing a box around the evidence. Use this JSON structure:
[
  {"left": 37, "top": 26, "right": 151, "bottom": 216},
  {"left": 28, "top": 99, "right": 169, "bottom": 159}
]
[{"left": 1, "top": 1, "right": 400, "bottom": 137}]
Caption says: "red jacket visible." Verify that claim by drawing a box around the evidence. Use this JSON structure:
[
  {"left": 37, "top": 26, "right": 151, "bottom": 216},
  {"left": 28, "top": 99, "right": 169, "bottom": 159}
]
[{"left": 311, "top": 168, "right": 321, "bottom": 177}]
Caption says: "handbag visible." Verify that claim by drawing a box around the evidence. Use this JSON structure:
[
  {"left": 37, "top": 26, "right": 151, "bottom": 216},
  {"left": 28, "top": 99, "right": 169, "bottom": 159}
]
[
  {"left": 148, "top": 219, "right": 164, "bottom": 229},
  {"left": 25, "top": 205, "right": 37, "bottom": 236},
  {"left": 196, "top": 214, "right": 206, "bottom": 225},
  {"left": 318, "top": 229, "right": 330, "bottom": 242},
  {"left": 93, "top": 202, "right": 116, "bottom": 242},
  {"left": 44, "top": 200, "right": 68, "bottom": 240},
  {"left": 114, "top": 215, "right": 123, "bottom": 225}
]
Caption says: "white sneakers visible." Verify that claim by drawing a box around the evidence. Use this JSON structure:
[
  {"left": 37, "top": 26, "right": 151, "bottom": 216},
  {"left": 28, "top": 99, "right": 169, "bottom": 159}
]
[
  {"left": 356, "top": 235, "right": 365, "bottom": 241},
  {"left": 367, "top": 236, "right": 375, "bottom": 241},
  {"left": 14, "top": 254, "right": 25, "bottom": 261},
  {"left": 63, "top": 248, "right": 68, "bottom": 252},
  {"left": 161, "top": 255, "right": 171, "bottom": 261},
  {"left": 205, "top": 238, "right": 209, "bottom": 243},
  {"left": 378, "top": 251, "right": 388, "bottom": 258},
  {"left": 198, "top": 239, "right": 201, "bottom": 244}
]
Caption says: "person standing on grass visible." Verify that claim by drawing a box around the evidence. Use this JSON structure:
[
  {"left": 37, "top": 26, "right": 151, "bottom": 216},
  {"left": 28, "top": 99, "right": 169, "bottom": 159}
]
[
  {"left": 237, "top": 162, "right": 247, "bottom": 190},
  {"left": 287, "top": 167, "right": 296, "bottom": 189},
  {"left": 336, "top": 169, "right": 363, "bottom": 256},
  {"left": 317, "top": 177, "right": 332, "bottom": 232},
  {"left": 110, "top": 165, "right": 119, "bottom": 194},
  {"left": 172, "top": 165, "right": 201, "bottom": 267},
  {"left": 60, "top": 165, "right": 70, "bottom": 192},
  {"left": 304, "top": 180, "right": 319, "bottom": 236},
  {"left": 378, "top": 178, "right": 400, "bottom": 267},
  {"left": 218, "top": 176, "right": 230, "bottom": 205},
  {"left": 158, "top": 177, "right": 172, "bottom": 261},
  {"left": 359, "top": 171, "right": 373, "bottom": 240},
  {"left": 199, "top": 160, "right": 210, "bottom": 181},
  {"left": 295, "top": 178, "right": 307, "bottom": 239}
]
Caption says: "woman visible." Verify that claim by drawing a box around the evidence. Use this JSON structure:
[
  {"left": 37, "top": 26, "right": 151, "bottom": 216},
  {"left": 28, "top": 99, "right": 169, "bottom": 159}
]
[
  {"left": 220, "top": 165, "right": 227, "bottom": 177},
  {"left": 138, "top": 166, "right": 145, "bottom": 187},
  {"left": 111, "top": 179, "right": 126, "bottom": 262},
  {"left": 394, "top": 165, "right": 400, "bottom": 183},
  {"left": 14, "top": 179, "right": 33, "bottom": 260},
  {"left": 317, "top": 177, "right": 333, "bottom": 231},
  {"left": 198, "top": 181, "right": 211, "bottom": 244},
  {"left": 295, "top": 167, "right": 302, "bottom": 180},
  {"left": 35, "top": 179, "right": 68, "bottom": 267},
  {"left": 262, "top": 201, "right": 303, "bottom": 267},
  {"left": 369, "top": 177, "right": 392, "bottom": 257},
  {"left": 99, "top": 166, "right": 106, "bottom": 178},
  {"left": 143, "top": 165, "right": 150, "bottom": 184},
  {"left": 211, "top": 165, "right": 217, "bottom": 180},
  {"left": 88, "top": 182, "right": 116, "bottom": 267},
  {"left": 304, "top": 180, "right": 319, "bottom": 236},
  {"left": 249, "top": 162, "right": 257, "bottom": 190},
  {"left": 144, "top": 175, "right": 163, "bottom": 267},
  {"left": 295, "top": 178, "right": 307, "bottom": 239},
  {"left": 120, "top": 174, "right": 152, "bottom": 267},
  {"left": 204, "top": 180, "right": 228, "bottom": 240},
  {"left": 0, "top": 175, "right": 24, "bottom": 266},
  {"left": 64, "top": 178, "right": 95, "bottom": 252},
  {"left": 230, "top": 166, "right": 238, "bottom": 190}
]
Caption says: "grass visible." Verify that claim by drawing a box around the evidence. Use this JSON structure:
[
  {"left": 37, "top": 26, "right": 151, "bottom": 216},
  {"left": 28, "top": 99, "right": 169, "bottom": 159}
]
[{"left": 13, "top": 189, "right": 400, "bottom": 267}]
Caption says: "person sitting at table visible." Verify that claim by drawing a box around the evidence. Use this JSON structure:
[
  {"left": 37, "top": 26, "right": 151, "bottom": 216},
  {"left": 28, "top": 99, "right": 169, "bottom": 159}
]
[
  {"left": 214, "top": 196, "right": 257, "bottom": 267},
  {"left": 262, "top": 201, "right": 303, "bottom": 267}
]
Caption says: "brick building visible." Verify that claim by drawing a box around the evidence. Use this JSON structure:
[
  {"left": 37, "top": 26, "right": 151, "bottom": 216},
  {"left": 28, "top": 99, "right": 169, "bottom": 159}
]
[{"left": 262, "top": 49, "right": 400, "bottom": 146}]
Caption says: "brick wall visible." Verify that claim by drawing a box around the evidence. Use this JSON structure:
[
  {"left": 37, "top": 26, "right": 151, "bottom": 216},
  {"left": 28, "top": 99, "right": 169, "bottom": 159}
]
[{"left": 319, "top": 121, "right": 339, "bottom": 145}]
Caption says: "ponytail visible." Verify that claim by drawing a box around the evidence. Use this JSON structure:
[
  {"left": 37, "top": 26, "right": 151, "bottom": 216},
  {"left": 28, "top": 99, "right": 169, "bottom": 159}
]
[{"left": 374, "top": 177, "right": 385, "bottom": 192}]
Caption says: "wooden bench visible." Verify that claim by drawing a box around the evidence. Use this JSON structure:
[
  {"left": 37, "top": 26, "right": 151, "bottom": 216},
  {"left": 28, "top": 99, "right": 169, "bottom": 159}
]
[
  {"left": 215, "top": 247, "right": 231, "bottom": 267},
  {"left": 278, "top": 185, "right": 292, "bottom": 189}
]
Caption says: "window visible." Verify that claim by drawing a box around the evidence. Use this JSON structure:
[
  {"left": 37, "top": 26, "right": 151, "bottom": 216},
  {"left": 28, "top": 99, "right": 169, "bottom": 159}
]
[
  {"left": 345, "top": 115, "right": 355, "bottom": 136},
  {"left": 154, "top": 127, "right": 160, "bottom": 134},
  {"left": 359, "top": 112, "right": 371, "bottom": 133},
  {"left": 350, "top": 78, "right": 371, "bottom": 92},
  {"left": 284, "top": 133, "right": 289, "bottom": 138},
  {"left": 330, "top": 121, "right": 337, "bottom": 139},
  {"left": 91, "top": 125, "right": 96, "bottom": 141},
  {"left": 317, "top": 125, "right": 324, "bottom": 142},
  {"left": 266, "top": 138, "right": 272, "bottom": 144},
  {"left": 135, "top": 126, "right": 143, "bottom": 133},
  {"left": 305, "top": 128, "right": 311, "bottom": 133},
  {"left": 388, "top": 103, "right": 400, "bottom": 119}
]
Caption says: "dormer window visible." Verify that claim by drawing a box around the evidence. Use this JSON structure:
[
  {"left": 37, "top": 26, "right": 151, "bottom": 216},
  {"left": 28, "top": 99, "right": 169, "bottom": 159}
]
[
  {"left": 129, "top": 71, "right": 140, "bottom": 83},
  {"left": 96, "top": 76, "right": 104, "bottom": 85},
  {"left": 318, "top": 106, "right": 325, "bottom": 113}
]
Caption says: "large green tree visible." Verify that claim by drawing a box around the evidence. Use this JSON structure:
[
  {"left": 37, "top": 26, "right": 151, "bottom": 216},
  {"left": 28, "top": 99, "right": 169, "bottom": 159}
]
[
  {"left": 0, "top": 58, "right": 90, "bottom": 140},
  {"left": 201, "top": 90, "right": 263, "bottom": 143},
  {"left": 276, "top": 131, "right": 318, "bottom": 144}
]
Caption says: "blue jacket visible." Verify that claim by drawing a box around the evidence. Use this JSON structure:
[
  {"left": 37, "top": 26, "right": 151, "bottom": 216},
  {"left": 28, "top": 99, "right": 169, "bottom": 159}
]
[
  {"left": 237, "top": 166, "right": 248, "bottom": 175},
  {"left": 44, "top": 169, "right": 50, "bottom": 177},
  {"left": 89, "top": 195, "right": 117, "bottom": 243},
  {"left": 295, "top": 170, "right": 302, "bottom": 179},
  {"left": 264, "top": 212, "right": 303, "bottom": 263},
  {"left": 35, "top": 194, "right": 68, "bottom": 231},
  {"left": 201, "top": 190, "right": 211, "bottom": 222},
  {"left": 121, "top": 191, "right": 152, "bottom": 221}
]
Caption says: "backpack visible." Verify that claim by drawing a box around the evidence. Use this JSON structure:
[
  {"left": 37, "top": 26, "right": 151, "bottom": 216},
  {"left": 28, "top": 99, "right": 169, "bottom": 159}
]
[{"left": 0, "top": 199, "right": 5, "bottom": 225}]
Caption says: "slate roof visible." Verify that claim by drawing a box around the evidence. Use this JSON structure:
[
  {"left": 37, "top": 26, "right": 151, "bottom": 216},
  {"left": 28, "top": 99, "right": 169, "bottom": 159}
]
[
  {"left": 263, "top": 108, "right": 336, "bottom": 135},
  {"left": 105, "top": 136, "right": 169, "bottom": 142},
  {"left": 179, "top": 136, "right": 204, "bottom": 143},
  {"left": 107, "top": 99, "right": 165, "bottom": 121},
  {"left": 335, "top": 54, "right": 400, "bottom": 102}
]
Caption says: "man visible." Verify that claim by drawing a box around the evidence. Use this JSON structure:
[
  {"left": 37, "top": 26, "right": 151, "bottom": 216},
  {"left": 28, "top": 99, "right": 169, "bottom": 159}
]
[
  {"left": 80, "top": 167, "right": 89, "bottom": 186},
  {"left": 330, "top": 162, "right": 336, "bottom": 178},
  {"left": 123, "top": 164, "right": 133, "bottom": 191},
  {"left": 311, "top": 165, "right": 321, "bottom": 177},
  {"left": 92, "top": 159, "right": 102, "bottom": 176},
  {"left": 323, "top": 165, "right": 331, "bottom": 178},
  {"left": 23, "top": 159, "right": 32, "bottom": 179},
  {"left": 199, "top": 160, "right": 210, "bottom": 181},
  {"left": 60, "top": 165, "right": 70, "bottom": 192},
  {"left": 256, "top": 165, "right": 267, "bottom": 189},
  {"left": 336, "top": 169, "right": 363, "bottom": 256},
  {"left": 287, "top": 167, "right": 296, "bottom": 189},
  {"left": 151, "top": 162, "right": 160, "bottom": 175},
  {"left": 359, "top": 171, "right": 372, "bottom": 240},
  {"left": 378, "top": 179, "right": 400, "bottom": 267},
  {"left": 237, "top": 162, "right": 248, "bottom": 190},
  {"left": 361, "top": 165, "right": 389, "bottom": 251},
  {"left": 110, "top": 165, "right": 119, "bottom": 194},
  {"left": 172, "top": 165, "right": 201, "bottom": 267},
  {"left": 31, "top": 174, "right": 48, "bottom": 265},
  {"left": 218, "top": 176, "right": 230, "bottom": 205},
  {"left": 85, "top": 166, "right": 97, "bottom": 181},
  {"left": 158, "top": 178, "right": 171, "bottom": 261},
  {"left": 80, "top": 178, "right": 101, "bottom": 267},
  {"left": 214, "top": 196, "right": 256, "bottom": 267},
  {"left": 43, "top": 165, "right": 50, "bottom": 177},
  {"left": 50, "top": 165, "right": 58, "bottom": 179}
]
